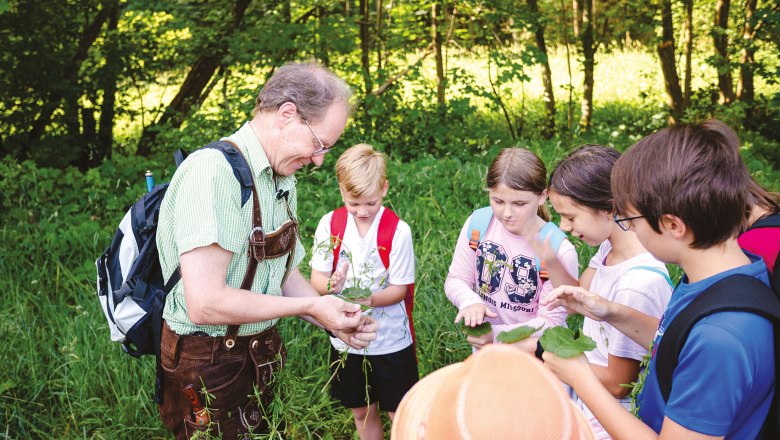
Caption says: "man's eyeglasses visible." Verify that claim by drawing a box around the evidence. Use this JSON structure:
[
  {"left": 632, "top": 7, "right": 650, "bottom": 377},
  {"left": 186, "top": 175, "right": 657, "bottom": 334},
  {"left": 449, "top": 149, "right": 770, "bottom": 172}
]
[
  {"left": 300, "top": 116, "right": 331, "bottom": 156},
  {"left": 614, "top": 213, "right": 645, "bottom": 231}
]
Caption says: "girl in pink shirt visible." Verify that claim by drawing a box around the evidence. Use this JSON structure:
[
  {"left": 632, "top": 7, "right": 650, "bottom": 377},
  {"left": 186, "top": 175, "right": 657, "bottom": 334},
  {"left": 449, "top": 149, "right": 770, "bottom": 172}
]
[{"left": 445, "top": 148, "right": 579, "bottom": 350}]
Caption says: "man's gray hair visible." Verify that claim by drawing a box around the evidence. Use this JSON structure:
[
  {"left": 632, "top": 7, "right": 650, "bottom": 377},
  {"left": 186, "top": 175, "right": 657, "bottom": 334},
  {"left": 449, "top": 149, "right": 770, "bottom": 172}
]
[{"left": 253, "top": 61, "right": 352, "bottom": 121}]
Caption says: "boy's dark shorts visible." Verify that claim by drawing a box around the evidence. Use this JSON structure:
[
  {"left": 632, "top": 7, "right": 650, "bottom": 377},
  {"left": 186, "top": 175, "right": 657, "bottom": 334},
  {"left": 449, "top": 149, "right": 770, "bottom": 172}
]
[{"left": 329, "top": 344, "right": 419, "bottom": 412}]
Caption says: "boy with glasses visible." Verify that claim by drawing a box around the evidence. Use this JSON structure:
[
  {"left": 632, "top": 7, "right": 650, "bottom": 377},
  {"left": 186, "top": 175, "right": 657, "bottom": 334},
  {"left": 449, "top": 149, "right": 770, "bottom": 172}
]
[{"left": 540, "top": 120, "right": 776, "bottom": 439}]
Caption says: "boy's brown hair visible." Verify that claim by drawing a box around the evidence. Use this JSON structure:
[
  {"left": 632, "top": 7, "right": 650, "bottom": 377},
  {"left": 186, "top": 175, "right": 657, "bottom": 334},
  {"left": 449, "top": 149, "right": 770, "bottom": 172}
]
[
  {"left": 612, "top": 119, "right": 751, "bottom": 249},
  {"left": 335, "top": 143, "right": 387, "bottom": 197}
]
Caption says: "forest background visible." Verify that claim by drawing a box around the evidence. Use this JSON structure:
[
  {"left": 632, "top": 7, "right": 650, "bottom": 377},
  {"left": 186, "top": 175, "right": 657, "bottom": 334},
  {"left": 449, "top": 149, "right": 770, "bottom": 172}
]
[{"left": 1, "top": 0, "right": 779, "bottom": 438}]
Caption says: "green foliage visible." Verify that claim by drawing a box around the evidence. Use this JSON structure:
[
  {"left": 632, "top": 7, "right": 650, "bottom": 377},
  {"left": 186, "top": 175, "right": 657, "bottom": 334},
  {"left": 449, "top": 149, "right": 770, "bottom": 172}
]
[
  {"left": 459, "top": 322, "right": 493, "bottom": 337},
  {"left": 539, "top": 326, "right": 597, "bottom": 359},
  {"left": 496, "top": 325, "right": 543, "bottom": 344}
]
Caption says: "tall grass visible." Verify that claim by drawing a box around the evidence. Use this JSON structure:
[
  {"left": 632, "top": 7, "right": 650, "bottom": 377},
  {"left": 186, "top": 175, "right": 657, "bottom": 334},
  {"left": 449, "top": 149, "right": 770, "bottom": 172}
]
[{"left": 2, "top": 53, "right": 779, "bottom": 438}]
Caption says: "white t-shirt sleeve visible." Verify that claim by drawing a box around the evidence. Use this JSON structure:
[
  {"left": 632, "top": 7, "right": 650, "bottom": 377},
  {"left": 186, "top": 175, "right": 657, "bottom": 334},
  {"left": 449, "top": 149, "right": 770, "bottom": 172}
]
[
  {"left": 310, "top": 211, "right": 335, "bottom": 274},
  {"left": 588, "top": 241, "right": 610, "bottom": 270},
  {"left": 607, "top": 270, "right": 672, "bottom": 360},
  {"left": 388, "top": 221, "right": 415, "bottom": 286}
]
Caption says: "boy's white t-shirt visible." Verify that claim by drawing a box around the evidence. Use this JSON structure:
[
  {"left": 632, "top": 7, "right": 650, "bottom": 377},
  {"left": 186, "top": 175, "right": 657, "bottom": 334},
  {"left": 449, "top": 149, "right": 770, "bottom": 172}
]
[
  {"left": 583, "top": 240, "right": 673, "bottom": 366},
  {"left": 310, "top": 206, "right": 415, "bottom": 355}
]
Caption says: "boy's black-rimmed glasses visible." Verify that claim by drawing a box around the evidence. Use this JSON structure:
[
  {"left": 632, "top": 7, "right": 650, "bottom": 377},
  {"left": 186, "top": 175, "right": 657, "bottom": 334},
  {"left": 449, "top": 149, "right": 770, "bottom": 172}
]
[{"left": 614, "top": 213, "right": 645, "bottom": 231}]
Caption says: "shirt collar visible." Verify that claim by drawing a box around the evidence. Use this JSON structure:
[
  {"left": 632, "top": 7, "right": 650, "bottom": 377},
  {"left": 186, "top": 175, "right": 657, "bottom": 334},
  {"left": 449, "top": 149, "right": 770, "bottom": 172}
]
[{"left": 228, "top": 121, "right": 297, "bottom": 189}]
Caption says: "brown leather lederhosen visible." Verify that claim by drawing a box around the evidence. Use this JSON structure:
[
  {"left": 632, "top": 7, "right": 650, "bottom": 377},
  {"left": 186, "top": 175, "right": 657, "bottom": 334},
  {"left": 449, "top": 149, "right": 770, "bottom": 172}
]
[{"left": 158, "top": 142, "right": 298, "bottom": 439}]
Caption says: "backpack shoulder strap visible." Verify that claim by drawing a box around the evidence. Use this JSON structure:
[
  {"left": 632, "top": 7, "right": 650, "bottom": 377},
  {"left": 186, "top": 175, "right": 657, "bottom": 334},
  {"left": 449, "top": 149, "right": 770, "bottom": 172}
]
[
  {"left": 377, "top": 208, "right": 400, "bottom": 270},
  {"left": 747, "top": 213, "right": 780, "bottom": 231},
  {"left": 468, "top": 206, "right": 494, "bottom": 251},
  {"left": 535, "top": 222, "right": 567, "bottom": 274},
  {"left": 655, "top": 274, "right": 780, "bottom": 403},
  {"left": 627, "top": 265, "right": 675, "bottom": 289},
  {"left": 330, "top": 207, "right": 349, "bottom": 274},
  {"left": 173, "top": 148, "right": 188, "bottom": 167},
  {"left": 200, "top": 140, "right": 254, "bottom": 207}
]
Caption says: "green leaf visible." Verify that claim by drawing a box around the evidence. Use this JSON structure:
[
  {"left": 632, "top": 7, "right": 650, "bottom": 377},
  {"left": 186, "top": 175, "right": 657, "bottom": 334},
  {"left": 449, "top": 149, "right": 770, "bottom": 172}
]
[
  {"left": 539, "top": 326, "right": 597, "bottom": 359},
  {"left": 459, "top": 321, "right": 493, "bottom": 337},
  {"left": 340, "top": 297, "right": 374, "bottom": 313},
  {"left": 496, "top": 325, "right": 543, "bottom": 344},
  {"left": 341, "top": 287, "right": 372, "bottom": 300}
]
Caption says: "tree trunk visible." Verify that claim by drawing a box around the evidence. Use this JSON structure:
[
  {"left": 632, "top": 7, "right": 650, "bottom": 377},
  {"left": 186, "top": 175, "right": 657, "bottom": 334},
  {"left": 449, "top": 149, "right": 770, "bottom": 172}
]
[
  {"left": 714, "top": 0, "right": 735, "bottom": 104},
  {"left": 24, "top": 3, "right": 112, "bottom": 157},
  {"left": 580, "top": 0, "right": 594, "bottom": 130},
  {"left": 94, "top": 0, "right": 121, "bottom": 165},
  {"left": 737, "top": 0, "right": 757, "bottom": 120},
  {"left": 137, "top": 0, "right": 251, "bottom": 156},
  {"left": 683, "top": 0, "right": 693, "bottom": 109},
  {"left": 658, "top": 0, "right": 684, "bottom": 124},
  {"left": 560, "top": 0, "right": 574, "bottom": 129},
  {"left": 376, "top": 0, "right": 383, "bottom": 71},
  {"left": 359, "top": 0, "right": 372, "bottom": 95},
  {"left": 528, "top": 0, "right": 555, "bottom": 138},
  {"left": 572, "top": 0, "right": 581, "bottom": 38},
  {"left": 433, "top": 2, "right": 445, "bottom": 108}
]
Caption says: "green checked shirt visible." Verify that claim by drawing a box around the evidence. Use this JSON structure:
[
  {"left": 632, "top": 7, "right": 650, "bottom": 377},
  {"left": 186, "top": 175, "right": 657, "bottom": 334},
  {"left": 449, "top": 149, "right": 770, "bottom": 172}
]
[{"left": 157, "top": 122, "right": 305, "bottom": 336}]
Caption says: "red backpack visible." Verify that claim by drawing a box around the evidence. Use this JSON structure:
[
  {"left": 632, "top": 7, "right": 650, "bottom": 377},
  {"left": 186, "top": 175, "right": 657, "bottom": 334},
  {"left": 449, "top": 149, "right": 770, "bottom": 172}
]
[{"left": 330, "top": 207, "right": 417, "bottom": 349}]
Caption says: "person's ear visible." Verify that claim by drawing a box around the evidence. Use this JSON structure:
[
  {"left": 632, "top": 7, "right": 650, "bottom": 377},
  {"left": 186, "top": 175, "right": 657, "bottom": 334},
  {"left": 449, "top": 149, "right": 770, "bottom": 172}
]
[
  {"left": 382, "top": 180, "right": 389, "bottom": 197},
  {"left": 538, "top": 189, "right": 548, "bottom": 206},
  {"left": 660, "top": 214, "right": 687, "bottom": 240},
  {"left": 277, "top": 102, "right": 298, "bottom": 125}
]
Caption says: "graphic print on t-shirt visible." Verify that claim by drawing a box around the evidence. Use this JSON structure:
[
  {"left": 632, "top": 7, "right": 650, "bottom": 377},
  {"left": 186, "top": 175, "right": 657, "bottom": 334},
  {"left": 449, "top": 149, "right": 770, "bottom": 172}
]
[
  {"left": 476, "top": 241, "right": 508, "bottom": 295},
  {"left": 476, "top": 241, "right": 540, "bottom": 306},
  {"left": 507, "top": 255, "right": 538, "bottom": 304}
]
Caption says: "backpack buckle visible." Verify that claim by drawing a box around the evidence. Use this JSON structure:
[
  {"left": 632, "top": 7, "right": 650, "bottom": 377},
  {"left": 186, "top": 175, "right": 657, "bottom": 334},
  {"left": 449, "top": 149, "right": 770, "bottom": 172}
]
[{"left": 249, "top": 226, "right": 266, "bottom": 261}]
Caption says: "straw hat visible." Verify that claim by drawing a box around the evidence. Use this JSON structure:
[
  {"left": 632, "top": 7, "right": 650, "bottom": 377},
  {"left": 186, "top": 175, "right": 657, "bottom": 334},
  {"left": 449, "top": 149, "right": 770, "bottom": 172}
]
[{"left": 392, "top": 344, "right": 596, "bottom": 440}]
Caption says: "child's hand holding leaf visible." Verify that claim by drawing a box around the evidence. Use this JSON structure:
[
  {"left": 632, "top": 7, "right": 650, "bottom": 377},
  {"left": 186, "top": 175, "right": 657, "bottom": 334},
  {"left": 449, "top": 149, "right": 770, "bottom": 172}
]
[
  {"left": 538, "top": 326, "right": 597, "bottom": 387},
  {"left": 454, "top": 303, "right": 498, "bottom": 327},
  {"left": 459, "top": 321, "right": 494, "bottom": 350},
  {"left": 329, "top": 261, "right": 349, "bottom": 294}
]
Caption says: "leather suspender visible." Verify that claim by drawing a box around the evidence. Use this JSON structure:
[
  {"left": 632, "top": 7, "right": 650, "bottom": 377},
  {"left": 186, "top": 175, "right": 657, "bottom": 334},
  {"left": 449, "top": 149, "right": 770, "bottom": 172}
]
[{"left": 222, "top": 145, "right": 298, "bottom": 349}]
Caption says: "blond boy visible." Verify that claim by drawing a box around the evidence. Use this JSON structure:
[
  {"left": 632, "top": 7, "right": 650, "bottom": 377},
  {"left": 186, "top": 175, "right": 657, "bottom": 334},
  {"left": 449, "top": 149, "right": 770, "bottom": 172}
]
[{"left": 310, "top": 144, "right": 418, "bottom": 440}]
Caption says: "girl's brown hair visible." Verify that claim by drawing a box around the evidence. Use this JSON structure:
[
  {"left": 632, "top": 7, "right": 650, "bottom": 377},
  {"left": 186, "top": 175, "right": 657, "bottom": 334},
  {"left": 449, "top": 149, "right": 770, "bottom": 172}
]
[
  {"left": 548, "top": 145, "right": 621, "bottom": 213},
  {"left": 486, "top": 148, "right": 550, "bottom": 221}
]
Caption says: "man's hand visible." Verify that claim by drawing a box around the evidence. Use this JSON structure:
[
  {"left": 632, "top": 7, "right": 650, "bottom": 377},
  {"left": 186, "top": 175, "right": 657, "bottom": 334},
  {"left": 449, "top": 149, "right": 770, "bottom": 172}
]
[
  {"left": 455, "top": 303, "right": 498, "bottom": 327},
  {"left": 309, "top": 294, "right": 364, "bottom": 331},
  {"left": 540, "top": 285, "right": 612, "bottom": 322},
  {"left": 333, "top": 316, "right": 379, "bottom": 350}
]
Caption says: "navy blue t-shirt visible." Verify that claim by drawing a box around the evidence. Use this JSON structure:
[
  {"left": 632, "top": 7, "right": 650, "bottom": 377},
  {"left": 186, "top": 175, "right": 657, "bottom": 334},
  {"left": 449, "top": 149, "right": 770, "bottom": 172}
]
[{"left": 638, "top": 254, "right": 774, "bottom": 437}]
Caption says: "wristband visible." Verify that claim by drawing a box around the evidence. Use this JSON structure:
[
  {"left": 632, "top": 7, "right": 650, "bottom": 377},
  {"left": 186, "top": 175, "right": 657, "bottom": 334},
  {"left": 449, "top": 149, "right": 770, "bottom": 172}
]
[{"left": 535, "top": 340, "right": 545, "bottom": 362}]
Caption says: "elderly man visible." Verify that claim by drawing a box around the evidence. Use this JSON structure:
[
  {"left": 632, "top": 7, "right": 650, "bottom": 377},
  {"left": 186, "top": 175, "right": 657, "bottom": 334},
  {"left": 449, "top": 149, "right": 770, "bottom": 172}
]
[{"left": 156, "top": 61, "right": 377, "bottom": 438}]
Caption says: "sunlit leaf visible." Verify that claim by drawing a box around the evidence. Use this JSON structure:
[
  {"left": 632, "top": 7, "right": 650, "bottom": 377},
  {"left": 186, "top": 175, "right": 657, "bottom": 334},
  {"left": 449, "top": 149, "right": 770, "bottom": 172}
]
[
  {"left": 496, "top": 325, "right": 543, "bottom": 344},
  {"left": 540, "top": 326, "right": 597, "bottom": 359},
  {"left": 459, "top": 321, "right": 493, "bottom": 337}
]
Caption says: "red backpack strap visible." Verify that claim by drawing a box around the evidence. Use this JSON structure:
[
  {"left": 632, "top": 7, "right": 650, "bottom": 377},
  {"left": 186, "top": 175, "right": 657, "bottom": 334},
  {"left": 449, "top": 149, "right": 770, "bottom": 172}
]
[
  {"left": 377, "top": 208, "right": 400, "bottom": 269},
  {"left": 377, "top": 208, "right": 418, "bottom": 357},
  {"left": 330, "top": 207, "right": 349, "bottom": 273}
]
